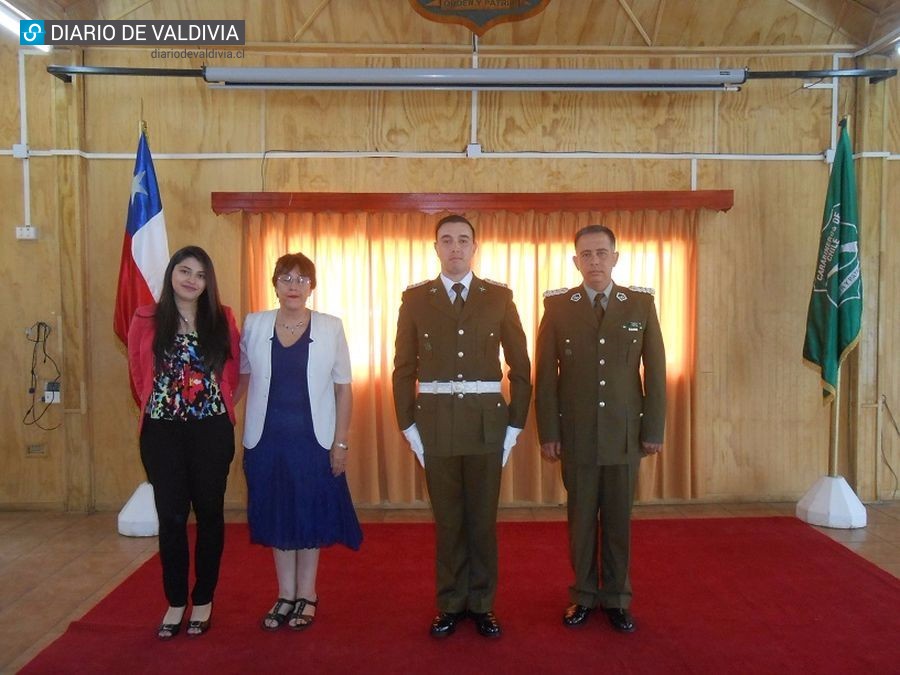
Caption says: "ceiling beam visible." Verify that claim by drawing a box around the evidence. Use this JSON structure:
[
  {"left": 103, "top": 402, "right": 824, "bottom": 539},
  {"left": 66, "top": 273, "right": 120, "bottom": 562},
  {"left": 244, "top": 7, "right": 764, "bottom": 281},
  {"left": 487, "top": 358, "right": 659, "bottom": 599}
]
[
  {"left": 846, "top": 0, "right": 878, "bottom": 16},
  {"left": 293, "top": 0, "right": 332, "bottom": 42},
  {"left": 827, "top": 1, "right": 850, "bottom": 43},
  {"left": 109, "top": 0, "right": 154, "bottom": 21},
  {"left": 783, "top": 0, "right": 855, "bottom": 41},
  {"left": 652, "top": 0, "right": 666, "bottom": 47},
  {"left": 618, "top": 0, "right": 653, "bottom": 47}
]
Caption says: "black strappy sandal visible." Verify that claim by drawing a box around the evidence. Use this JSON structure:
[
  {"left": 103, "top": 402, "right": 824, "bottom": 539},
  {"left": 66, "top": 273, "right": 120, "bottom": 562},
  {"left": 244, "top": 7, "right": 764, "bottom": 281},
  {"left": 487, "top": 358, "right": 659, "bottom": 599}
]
[
  {"left": 288, "top": 597, "right": 318, "bottom": 630},
  {"left": 261, "top": 598, "right": 296, "bottom": 631}
]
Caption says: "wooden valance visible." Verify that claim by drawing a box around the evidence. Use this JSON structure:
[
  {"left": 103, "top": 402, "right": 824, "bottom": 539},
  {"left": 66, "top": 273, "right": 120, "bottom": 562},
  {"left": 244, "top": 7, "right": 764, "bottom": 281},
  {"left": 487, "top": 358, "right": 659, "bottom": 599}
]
[{"left": 211, "top": 190, "right": 733, "bottom": 215}]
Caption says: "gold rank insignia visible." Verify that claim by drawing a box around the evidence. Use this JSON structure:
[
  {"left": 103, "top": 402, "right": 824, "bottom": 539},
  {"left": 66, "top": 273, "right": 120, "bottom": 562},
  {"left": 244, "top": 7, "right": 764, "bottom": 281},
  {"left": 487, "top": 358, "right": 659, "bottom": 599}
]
[
  {"left": 405, "top": 279, "right": 431, "bottom": 290},
  {"left": 483, "top": 278, "right": 509, "bottom": 288}
]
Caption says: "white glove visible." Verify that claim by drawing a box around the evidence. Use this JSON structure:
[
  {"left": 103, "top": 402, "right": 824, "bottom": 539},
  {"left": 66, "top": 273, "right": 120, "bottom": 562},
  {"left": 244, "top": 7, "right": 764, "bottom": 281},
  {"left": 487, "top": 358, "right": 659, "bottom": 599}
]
[
  {"left": 402, "top": 424, "right": 425, "bottom": 468},
  {"left": 502, "top": 426, "right": 522, "bottom": 467}
]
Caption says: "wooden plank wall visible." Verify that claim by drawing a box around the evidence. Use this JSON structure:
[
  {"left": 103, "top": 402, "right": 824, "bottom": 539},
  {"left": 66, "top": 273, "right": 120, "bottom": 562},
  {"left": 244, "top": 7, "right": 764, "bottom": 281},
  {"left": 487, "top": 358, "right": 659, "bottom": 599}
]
[{"left": 0, "top": 12, "right": 897, "bottom": 510}]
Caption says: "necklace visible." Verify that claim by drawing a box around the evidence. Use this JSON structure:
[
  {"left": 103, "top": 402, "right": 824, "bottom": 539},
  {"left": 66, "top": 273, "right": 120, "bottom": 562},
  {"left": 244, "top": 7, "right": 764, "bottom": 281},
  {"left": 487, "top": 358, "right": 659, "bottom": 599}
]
[
  {"left": 178, "top": 314, "right": 194, "bottom": 327},
  {"left": 279, "top": 312, "right": 309, "bottom": 335}
]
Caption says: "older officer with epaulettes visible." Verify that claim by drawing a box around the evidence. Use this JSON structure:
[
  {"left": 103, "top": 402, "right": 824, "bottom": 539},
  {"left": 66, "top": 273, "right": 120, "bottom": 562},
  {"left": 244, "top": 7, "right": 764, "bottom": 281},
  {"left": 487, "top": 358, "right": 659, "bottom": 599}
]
[
  {"left": 535, "top": 223, "right": 666, "bottom": 634},
  {"left": 392, "top": 214, "right": 531, "bottom": 639}
]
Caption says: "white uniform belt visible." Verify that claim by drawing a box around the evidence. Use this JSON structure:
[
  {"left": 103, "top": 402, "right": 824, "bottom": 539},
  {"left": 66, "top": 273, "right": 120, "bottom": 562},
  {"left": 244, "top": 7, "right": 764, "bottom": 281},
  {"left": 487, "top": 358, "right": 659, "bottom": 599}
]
[{"left": 418, "top": 380, "right": 502, "bottom": 395}]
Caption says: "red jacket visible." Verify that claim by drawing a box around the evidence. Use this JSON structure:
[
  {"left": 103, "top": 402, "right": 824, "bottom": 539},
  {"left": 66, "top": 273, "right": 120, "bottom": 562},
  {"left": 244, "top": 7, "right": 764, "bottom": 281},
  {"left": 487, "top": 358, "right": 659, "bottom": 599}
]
[{"left": 127, "top": 303, "right": 241, "bottom": 433}]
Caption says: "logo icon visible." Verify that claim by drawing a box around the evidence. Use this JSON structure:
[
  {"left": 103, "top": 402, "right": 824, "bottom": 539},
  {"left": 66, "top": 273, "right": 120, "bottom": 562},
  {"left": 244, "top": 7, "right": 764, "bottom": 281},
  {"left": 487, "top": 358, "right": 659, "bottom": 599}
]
[{"left": 20, "top": 20, "right": 45, "bottom": 45}]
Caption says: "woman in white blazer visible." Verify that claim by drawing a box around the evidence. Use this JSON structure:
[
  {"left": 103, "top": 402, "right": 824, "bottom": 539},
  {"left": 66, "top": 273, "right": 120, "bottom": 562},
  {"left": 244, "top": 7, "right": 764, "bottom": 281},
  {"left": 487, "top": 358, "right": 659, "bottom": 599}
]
[{"left": 240, "top": 252, "right": 362, "bottom": 632}]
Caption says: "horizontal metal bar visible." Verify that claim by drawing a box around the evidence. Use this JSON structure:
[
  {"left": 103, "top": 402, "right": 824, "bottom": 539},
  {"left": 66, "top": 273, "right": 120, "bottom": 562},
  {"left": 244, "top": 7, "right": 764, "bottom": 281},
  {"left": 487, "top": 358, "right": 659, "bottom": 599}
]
[
  {"left": 46, "top": 65, "right": 203, "bottom": 82},
  {"left": 746, "top": 68, "right": 897, "bottom": 84}
]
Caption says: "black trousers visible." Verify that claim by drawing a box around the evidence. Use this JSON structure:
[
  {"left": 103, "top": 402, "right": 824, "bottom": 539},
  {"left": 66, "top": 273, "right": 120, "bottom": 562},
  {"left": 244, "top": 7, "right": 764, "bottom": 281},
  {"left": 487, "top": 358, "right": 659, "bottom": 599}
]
[{"left": 140, "top": 414, "right": 235, "bottom": 607}]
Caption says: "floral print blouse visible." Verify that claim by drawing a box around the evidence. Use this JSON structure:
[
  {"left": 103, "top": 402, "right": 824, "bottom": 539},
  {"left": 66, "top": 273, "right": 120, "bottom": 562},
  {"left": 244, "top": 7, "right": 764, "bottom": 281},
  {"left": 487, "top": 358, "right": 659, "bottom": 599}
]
[{"left": 146, "top": 332, "right": 226, "bottom": 420}]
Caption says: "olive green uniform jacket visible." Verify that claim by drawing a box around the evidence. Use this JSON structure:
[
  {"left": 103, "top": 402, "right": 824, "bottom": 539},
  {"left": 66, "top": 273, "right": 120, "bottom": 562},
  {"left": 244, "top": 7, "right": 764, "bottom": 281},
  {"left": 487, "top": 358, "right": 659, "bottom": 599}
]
[
  {"left": 535, "top": 283, "right": 666, "bottom": 465},
  {"left": 392, "top": 275, "right": 532, "bottom": 456}
]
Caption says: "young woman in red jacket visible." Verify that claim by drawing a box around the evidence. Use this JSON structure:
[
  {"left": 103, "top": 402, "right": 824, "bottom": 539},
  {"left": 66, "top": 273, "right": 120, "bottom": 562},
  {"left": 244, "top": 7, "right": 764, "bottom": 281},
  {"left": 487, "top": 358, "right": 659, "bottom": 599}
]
[{"left": 127, "top": 245, "right": 240, "bottom": 640}]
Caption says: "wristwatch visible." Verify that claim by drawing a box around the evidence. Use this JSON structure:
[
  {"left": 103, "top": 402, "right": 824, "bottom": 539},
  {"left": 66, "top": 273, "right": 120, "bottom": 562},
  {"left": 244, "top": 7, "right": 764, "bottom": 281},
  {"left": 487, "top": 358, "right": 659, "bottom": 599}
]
[{"left": 334, "top": 442, "right": 349, "bottom": 450}]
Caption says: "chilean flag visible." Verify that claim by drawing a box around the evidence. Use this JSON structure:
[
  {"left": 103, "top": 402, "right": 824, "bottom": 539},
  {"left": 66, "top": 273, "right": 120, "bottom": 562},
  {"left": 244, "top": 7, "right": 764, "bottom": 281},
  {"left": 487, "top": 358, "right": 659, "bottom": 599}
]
[{"left": 113, "top": 130, "right": 169, "bottom": 345}]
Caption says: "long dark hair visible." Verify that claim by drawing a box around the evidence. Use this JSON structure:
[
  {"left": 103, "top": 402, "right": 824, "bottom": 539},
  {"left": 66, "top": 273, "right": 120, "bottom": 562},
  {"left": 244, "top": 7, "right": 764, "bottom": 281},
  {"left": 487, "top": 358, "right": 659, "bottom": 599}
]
[{"left": 153, "top": 245, "right": 231, "bottom": 374}]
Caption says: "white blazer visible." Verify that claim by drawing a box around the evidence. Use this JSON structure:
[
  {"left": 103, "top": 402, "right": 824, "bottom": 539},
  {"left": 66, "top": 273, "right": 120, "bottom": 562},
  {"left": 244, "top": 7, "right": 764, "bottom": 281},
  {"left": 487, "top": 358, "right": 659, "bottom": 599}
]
[{"left": 241, "top": 309, "right": 352, "bottom": 450}]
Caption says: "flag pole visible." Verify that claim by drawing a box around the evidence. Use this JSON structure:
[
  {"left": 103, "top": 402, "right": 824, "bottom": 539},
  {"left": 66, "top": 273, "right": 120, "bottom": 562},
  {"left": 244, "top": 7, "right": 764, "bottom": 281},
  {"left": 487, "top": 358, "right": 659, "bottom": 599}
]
[
  {"left": 828, "top": 369, "right": 839, "bottom": 477},
  {"left": 828, "top": 115, "right": 849, "bottom": 480}
]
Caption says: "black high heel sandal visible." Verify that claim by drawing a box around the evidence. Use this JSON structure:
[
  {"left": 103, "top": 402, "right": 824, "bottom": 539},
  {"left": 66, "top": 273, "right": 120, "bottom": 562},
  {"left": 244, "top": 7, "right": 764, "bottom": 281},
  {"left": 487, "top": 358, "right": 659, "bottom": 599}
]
[
  {"left": 186, "top": 617, "right": 212, "bottom": 636},
  {"left": 187, "top": 604, "right": 213, "bottom": 637},
  {"left": 261, "top": 598, "right": 296, "bottom": 631},
  {"left": 289, "top": 597, "right": 318, "bottom": 630},
  {"left": 157, "top": 608, "right": 185, "bottom": 641}
]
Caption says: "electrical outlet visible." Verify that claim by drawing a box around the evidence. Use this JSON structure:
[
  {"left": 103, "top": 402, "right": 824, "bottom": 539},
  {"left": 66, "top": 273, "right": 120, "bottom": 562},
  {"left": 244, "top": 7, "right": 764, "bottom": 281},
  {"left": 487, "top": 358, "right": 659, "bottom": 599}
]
[
  {"left": 43, "top": 382, "right": 61, "bottom": 404},
  {"left": 16, "top": 226, "right": 38, "bottom": 240},
  {"left": 26, "top": 444, "right": 46, "bottom": 457}
]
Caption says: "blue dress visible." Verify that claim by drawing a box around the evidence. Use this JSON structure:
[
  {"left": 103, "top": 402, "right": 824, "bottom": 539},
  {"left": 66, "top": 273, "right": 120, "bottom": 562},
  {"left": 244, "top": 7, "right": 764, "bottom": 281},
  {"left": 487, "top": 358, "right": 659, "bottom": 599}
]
[{"left": 243, "top": 325, "right": 362, "bottom": 550}]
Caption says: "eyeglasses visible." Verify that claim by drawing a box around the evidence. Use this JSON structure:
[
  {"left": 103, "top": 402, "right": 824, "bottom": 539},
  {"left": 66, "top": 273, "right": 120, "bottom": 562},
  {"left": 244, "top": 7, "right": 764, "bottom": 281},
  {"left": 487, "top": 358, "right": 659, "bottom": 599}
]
[{"left": 277, "top": 274, "right": 311, "bottom": 287}]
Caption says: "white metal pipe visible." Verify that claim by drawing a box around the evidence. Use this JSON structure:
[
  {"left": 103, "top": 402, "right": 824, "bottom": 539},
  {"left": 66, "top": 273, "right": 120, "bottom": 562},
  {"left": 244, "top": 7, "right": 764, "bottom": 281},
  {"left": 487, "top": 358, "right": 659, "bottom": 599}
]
[
  {"left": 16, "top": 146, "right": 900, "bottom": 161},
  {"left": 18, "top": 49, "right": 31, "bottom": 227},
  {"left": 470, "top": 37, "right": 479, "bottom": 145}
]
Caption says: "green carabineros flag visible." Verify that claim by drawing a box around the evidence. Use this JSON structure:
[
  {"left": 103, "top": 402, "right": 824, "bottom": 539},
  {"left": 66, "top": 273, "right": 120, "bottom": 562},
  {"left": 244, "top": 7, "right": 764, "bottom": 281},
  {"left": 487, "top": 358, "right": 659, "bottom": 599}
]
[{"left": 803, "top": 123, "right": 862, "bottom": 402}]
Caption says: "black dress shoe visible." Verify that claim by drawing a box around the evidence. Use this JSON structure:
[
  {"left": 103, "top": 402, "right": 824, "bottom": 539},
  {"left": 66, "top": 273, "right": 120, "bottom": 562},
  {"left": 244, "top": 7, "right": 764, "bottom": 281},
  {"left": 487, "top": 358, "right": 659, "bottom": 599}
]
[
  {"left": 604, "top": 607, "right": 636, "bottom": 633},
  {"left": 471, "top": 611, "right": 502, "bottom": 638},
  {"left": 430, "top": 611, "right": 465, "bottom": 638},
  {"left": 562, "top": 603, "right": 592, "bottom": 627}
]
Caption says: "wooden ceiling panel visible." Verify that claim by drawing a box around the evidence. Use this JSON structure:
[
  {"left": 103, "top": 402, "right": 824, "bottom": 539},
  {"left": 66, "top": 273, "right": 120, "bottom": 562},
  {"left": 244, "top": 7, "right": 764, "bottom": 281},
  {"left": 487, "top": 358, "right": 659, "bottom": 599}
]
[{"left": 475, "top": 0, "right": 625, "bottom": 47}]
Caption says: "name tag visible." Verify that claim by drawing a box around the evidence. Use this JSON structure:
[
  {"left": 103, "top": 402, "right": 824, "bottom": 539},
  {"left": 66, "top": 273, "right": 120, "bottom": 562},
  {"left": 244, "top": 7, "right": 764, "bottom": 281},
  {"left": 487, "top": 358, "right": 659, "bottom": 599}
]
[{"left": 624, "top": 321, "right": 643, "bottom": 332}]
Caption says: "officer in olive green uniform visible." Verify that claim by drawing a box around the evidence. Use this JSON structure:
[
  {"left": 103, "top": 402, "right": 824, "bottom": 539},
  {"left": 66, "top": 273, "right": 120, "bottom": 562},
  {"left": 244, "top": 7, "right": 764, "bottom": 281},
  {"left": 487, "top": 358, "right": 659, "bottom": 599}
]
[
  {"left": 393, "top": 215, "right": 531, "bottom": 639},
  {"left": 535, "top": 224, "right": 666, "bottom": 633}
]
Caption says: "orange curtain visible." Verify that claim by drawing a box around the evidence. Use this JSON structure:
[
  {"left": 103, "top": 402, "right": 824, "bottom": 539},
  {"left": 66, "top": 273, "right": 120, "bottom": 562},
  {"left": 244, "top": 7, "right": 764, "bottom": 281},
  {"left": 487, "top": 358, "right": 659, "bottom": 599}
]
[{"left": 241, "top": 209, "right": 697, "bottom": 505}]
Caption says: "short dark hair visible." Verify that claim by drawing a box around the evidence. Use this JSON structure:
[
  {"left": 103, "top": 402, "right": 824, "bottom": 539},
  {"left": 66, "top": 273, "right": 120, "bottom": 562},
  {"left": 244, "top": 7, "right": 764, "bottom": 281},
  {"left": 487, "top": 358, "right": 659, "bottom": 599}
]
[
  {"left": 272, "top": 252, "right": 317, "bottom": 290},
  {"left": 435, "top": 214, "right": 476, "bottom": 242},
  {"left": 574, "top": 224, "right": 616, "bottom": 250}
]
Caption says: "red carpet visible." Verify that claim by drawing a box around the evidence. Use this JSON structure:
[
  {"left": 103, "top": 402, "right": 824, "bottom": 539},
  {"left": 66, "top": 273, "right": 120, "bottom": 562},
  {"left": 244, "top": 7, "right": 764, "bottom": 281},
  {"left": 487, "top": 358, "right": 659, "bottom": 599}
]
[{"left": 22, "top": 518, "right": 900, "bottom": 674}]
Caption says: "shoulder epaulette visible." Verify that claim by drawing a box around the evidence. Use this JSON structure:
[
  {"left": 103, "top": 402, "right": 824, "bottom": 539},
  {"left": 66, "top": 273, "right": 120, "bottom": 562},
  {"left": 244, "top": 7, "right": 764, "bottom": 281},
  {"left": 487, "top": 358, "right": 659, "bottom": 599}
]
[
  {"left": 628, "top": 285, "right": 655, "bottom": 295},
  {"left": 405, "top": 279, "right": 431, "bottom": 290},
  {"left": 482, "top": 278, "right": 508, "bottom": 288},
  {"left": 543, "top": 287, "right": 569, "bottom": 298}
]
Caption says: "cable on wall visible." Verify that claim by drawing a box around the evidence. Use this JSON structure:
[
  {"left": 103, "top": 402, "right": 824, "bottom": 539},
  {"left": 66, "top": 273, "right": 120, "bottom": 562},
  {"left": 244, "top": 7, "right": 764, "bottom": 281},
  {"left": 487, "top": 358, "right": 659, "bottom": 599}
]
[
  {"left": 23, "top": 321, "right": 61, "bottom": 431},
  {"left": 880, "top": 395, "right": 900, "bottom": 500}
]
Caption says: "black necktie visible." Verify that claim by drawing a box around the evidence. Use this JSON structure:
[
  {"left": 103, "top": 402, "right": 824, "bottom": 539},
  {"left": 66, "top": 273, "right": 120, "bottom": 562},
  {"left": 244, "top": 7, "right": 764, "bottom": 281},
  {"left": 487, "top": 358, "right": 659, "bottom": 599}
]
[
  {"left": 452, "top": 282, "right": 465, "bottom": 315},
  {"left": 593, "top": 293, "right": 605, "bottom": 323}
]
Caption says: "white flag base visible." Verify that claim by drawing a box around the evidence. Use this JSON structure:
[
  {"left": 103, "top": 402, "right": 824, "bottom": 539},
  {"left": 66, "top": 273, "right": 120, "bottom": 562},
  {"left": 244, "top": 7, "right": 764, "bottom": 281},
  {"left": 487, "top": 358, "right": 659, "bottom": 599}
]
[
  {"left": 117, "top": 481, "right": 159, "bottom": 537},
  {"left": 796, "top": 476, "right": 867, "bottom": 529}
]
